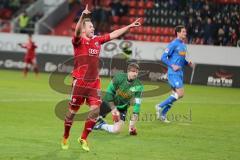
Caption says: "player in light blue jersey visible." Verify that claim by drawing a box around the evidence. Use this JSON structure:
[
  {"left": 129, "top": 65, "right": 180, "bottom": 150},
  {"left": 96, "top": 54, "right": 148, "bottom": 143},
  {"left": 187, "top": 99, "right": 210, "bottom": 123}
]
[{"left": 155, "top": 25, "right": 194, "bottom": 123}]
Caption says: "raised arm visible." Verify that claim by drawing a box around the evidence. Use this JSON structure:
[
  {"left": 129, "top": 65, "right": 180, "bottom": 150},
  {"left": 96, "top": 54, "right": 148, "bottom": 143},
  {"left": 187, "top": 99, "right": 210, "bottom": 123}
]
[
  {"left": 75, "top": 4, "right": 91, "bottom": 37},
  {"left": 18, "top": 43, "right": 26, "bottom": 48},
  {"left": 161, "top": 44, "right": 182, "bottom": 71},
  {"left": 109, "top": 18, "right": 141, "bottom": 40}
]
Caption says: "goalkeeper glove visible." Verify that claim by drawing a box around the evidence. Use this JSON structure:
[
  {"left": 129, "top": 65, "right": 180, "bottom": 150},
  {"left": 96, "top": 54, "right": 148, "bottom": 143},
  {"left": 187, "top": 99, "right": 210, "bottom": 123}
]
[{"left": 129, "top": 127, "right": 137, "bottom": 135}]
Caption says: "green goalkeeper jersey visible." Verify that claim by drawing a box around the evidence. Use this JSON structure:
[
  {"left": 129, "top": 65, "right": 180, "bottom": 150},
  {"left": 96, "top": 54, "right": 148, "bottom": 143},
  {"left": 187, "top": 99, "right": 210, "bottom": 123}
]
[{"left": 104, "top": 72, "right": 144, "bottom": 114}]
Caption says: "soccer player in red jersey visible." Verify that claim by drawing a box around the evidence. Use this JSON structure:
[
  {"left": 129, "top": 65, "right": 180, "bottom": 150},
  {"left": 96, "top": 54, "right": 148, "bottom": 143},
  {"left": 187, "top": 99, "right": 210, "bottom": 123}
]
[
  {"left": 18, "top": 34, "right": 38, "bottom": 77},
  {"left": 61, "top": 4, "right": 141, "bottom": 151}
]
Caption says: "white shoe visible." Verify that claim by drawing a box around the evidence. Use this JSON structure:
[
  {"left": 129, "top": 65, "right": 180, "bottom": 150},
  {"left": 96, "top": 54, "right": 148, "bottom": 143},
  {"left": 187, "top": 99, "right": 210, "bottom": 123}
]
[
  {"left": 155, "top": 104, "right": 161, "bottom": 120},
  {"left": 160, "top": 116, "right": 171, "bottom": 123}
]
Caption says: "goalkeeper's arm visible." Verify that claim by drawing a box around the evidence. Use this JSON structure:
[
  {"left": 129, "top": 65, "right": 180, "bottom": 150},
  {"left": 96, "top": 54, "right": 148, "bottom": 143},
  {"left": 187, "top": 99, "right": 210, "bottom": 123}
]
[{"left": 129, "top": 98, "right": 142, "bottom": 135}]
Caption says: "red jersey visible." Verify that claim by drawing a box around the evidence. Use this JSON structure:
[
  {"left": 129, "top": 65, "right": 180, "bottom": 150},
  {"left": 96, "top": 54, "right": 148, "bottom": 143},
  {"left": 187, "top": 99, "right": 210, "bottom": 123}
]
[
  {"left": 72, "top": 34, "right": 110, "bottom": 81},
  {"left": 22, "top": 42, "right": 37, "bottom": 59}
]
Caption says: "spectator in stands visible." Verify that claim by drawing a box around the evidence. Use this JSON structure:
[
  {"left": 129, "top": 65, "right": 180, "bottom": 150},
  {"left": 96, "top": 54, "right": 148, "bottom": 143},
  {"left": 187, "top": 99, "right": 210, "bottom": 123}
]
[
  {"left": 100, "top": 6, "right": 112, "bottom": 32},
  {"left": 118, "top": 1, "right": 129, "bottom": 17},
  {"left": 110, "top": 0, "right": 121, "bottom": 16},
  {"left": 186, "top": 17, "right": 194, "bottom": 43},
  {"left": 203, "top": 18, "right": 214, "bottom": 45},
  {"left": 9, "top": 0, "right": 20, "bottom": 11},
  {"left": 0, "top": 0, "right": 8, "bottom": 8},
  {"left": 210, "top": 17, "right": 218, "bottom": 45},
  {"left": 230, "top": 28, "right": 238, "bottom": 46},
  {"left": 193, "top": 17, "right": 203, "bottom": 40},
  {"left": 71, "top": 0, "right": 239, "bottom": 47},
  {"left": 184, "top": 0, "right": 239, "bottom": 46},
  {"left": 168, "top": 0, "right": 178, "bottom": 10},
  {"left": 216, "top": 27, "right": 225, "bottom": 46},
  {"left": 92, "top": 1, "right": 112, "bottom": 33},
  {"left": 190, "top": 0, "right": 205, "bottom": 10},
  {"left": 200, "top": 2, "right": 212, "bottom": 20},
  {"left": 92, "top": 5, "right": 102, "bottom": 33},
  {"left": 19, "top": 11, "right": 29, "bottom": 34}
]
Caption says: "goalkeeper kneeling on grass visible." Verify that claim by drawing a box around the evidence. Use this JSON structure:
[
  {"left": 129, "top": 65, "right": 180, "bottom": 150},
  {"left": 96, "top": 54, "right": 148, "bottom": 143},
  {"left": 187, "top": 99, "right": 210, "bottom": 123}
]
[{"left": 94, "top": 63, "right": 143, "bottom": 135}]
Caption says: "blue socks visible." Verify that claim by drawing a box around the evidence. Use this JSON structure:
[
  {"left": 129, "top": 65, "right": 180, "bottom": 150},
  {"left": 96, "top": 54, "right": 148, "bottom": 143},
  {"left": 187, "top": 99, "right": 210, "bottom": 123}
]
[
  {"left": 161, "top": 104, "right": 172, "bottom": 117},
  {"left": 157, "top": 95, "right": 177, "bottom": 118},
  {"left": 159, "top": 95, "right": 177, "bottom": 108}
]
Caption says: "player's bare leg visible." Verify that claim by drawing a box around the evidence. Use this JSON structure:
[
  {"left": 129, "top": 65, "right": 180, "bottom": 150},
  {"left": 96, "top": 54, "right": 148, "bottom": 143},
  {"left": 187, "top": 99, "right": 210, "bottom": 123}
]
[
  {"left": 175, "top": 88, "right": 184, "bottom": 99},
  {"left": 99, "top": 120, "right": 124, "bottom": 133},
  {"left": 78, "top": 105, "right": 99, "bottom": 151}
]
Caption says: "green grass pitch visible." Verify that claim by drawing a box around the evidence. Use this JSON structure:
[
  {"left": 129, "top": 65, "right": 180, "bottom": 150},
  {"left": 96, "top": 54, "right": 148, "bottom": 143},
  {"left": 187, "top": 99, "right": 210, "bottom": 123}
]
[{"left": 0, "top": 69, "right": 240, "bottom": 160}]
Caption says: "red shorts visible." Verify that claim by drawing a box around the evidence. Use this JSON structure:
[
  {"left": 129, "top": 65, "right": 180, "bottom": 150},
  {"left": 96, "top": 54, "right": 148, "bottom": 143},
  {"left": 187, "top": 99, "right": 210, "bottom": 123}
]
[
  {"left": 24, "top": 57, "right": 36, "bottom": 64},
  {"left": 69, "top": 78, "right": 102, "bottom": 110}
]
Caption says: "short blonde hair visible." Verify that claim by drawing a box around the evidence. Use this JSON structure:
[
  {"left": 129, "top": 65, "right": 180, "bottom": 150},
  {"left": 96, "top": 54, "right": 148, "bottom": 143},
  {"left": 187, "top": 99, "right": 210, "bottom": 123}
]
[{"left": 82, "top": 18, "right": 92, "bottom": 27}]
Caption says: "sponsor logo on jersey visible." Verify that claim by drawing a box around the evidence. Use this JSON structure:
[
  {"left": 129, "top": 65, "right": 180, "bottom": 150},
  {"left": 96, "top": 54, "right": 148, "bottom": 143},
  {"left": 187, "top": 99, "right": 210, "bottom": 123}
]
[
  {"left": 164, "top": 48, "right": 169, "bottom": 53},
  {"left": 95, "top": 42, "right": 99, "bottom": 47},
  {"left": 179, "top": 51, "right": 186, "bottom": 56},
  {"left": 116, "top": 89, "right": 132, "bottom": 99},
  {"left": 88, "top": 48, "right": 99, "bottom": 56}
]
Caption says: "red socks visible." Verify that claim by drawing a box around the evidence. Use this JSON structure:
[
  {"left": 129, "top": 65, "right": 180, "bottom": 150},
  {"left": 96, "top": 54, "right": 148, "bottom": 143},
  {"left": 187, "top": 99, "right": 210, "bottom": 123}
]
[
  {"left": 81, "top": 119, "right": 96, "bottom": 140},
  {"left": 63, "top": 117, "right": 73, "bottom": 139}
]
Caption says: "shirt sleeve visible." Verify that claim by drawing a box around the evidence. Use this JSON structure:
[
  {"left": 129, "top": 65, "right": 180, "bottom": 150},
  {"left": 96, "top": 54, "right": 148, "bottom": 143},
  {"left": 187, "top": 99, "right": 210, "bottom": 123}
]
[
  {"left": 133, "top": 85, "right": 144, "bottom": 114},
  {"left": 161, "top": 43, "right": 175, "bottom": 67},
  {"left": 21, "top": 43, "right": 27, "bottom": 48},
  {"left": 184, "top": 59, "right": 189, "bottom": 66},
  {"left": 97, "top": 34, "right": 110, "bottom": 44},
  {"left": 72, "top": 36, "right": 81, "bottom": 46}
]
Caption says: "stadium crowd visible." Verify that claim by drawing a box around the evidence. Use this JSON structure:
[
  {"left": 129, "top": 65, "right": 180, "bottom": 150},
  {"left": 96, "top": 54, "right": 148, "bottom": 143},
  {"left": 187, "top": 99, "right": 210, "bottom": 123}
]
[
  {"left": 184, "top": 0, "right": 239, "bottom": 46},
  {"left": 72, "top": 0, "right": 239, "bottom": 47},
  {"left": 1, "top": 0, "right": 239, "bottom": 47},
  {"left": 0, "top": 0, "right": 35, "bottom": 20}
]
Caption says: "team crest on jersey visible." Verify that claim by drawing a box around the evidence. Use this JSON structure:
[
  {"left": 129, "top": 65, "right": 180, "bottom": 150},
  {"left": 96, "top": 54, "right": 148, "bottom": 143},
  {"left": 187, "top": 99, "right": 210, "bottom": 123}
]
[
  {"left": 116, "top": 89, "right": 131, "bottom": 99},
  {"left": 179, "top": 51, "right": 186, "bottom": 56},
  {"left": 164, "top": 48, "right": 169, "bottom": 53},
  {"left": 95, "top": 42, "right": 99, "bottom": 47}
]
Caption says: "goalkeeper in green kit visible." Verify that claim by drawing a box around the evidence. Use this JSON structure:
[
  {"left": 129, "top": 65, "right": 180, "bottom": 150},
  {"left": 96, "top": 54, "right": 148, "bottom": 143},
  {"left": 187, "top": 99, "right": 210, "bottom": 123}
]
[{"left": 94, "top": 63, "right": 143, "bottom": 135}]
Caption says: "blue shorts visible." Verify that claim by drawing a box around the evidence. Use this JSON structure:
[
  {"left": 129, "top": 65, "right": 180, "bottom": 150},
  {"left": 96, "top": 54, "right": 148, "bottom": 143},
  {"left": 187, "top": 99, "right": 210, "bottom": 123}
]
[{"left": 168, "top": 74, "right": 183, "bottom": 89}]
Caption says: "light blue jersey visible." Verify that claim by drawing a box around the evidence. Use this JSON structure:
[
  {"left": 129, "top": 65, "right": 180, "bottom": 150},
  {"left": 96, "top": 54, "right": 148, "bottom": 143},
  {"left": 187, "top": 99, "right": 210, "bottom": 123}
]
[
  {"left": 161, "top": 38, "right": 189, "bottom": 88},
  {"left": 156, "top": 31, "right": 191, "bottom": 121},
  {"left": 161, "top": 38, "right": 189, "bottom": 76}
]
